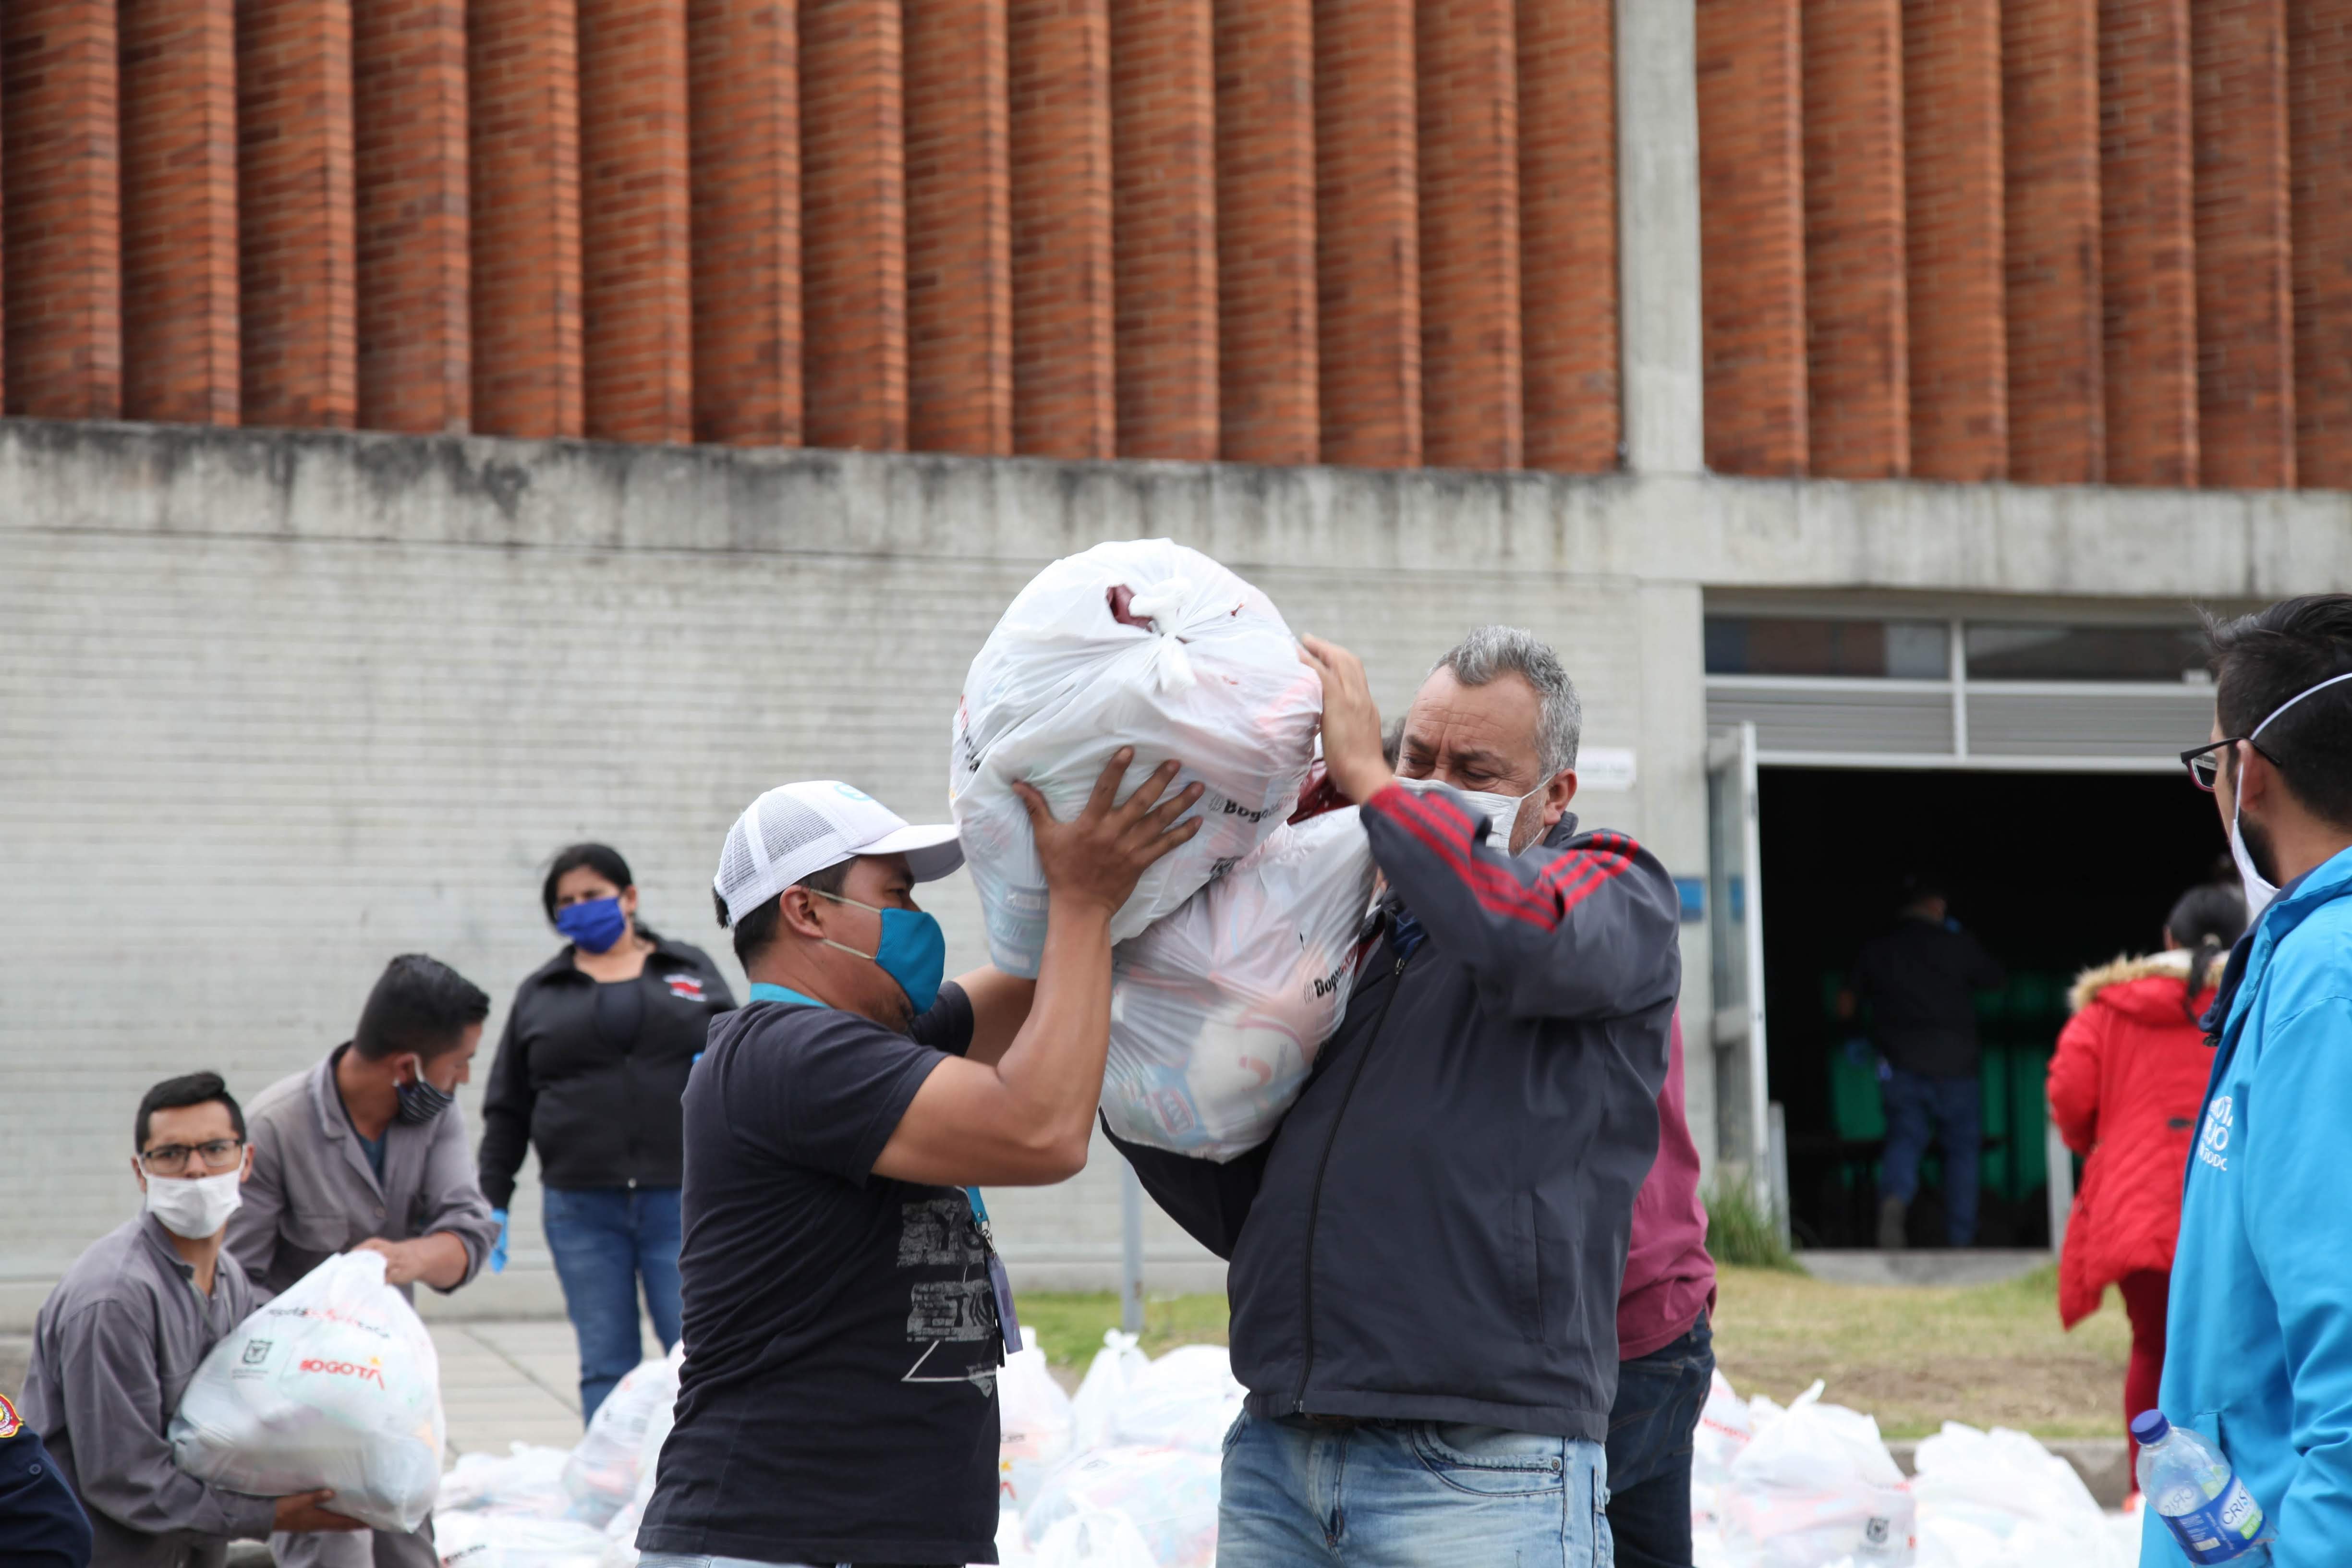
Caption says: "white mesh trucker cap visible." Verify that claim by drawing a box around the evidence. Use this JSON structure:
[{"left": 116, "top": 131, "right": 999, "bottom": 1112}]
[{"left": 714, "top": 781, "right": 964, "bottom": 925}]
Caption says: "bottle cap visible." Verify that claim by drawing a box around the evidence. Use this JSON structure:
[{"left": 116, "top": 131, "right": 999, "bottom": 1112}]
[{"left": 2131, "top": 1410, "right": 2171, "bottom": 1444}]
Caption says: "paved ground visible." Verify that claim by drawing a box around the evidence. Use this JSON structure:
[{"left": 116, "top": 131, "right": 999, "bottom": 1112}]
[{"left": 430, "top": 1318, "right": 603, "bottom": 1456}]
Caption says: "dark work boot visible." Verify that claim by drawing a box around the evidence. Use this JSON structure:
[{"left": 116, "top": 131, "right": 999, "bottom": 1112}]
[{"left": 1878, "top": 1195, "right": 1908, "bottom": 1250}]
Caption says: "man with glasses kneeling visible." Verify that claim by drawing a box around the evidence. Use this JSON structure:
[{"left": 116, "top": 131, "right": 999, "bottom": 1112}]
[{"left": 21, "top": 1072, "right": 365, "bottom": 1567}]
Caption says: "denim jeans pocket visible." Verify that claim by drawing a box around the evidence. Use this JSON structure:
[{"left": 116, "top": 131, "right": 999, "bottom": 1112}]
[{"left": 1407, "top": 1422, "right": 1567, "bottom": 1496}]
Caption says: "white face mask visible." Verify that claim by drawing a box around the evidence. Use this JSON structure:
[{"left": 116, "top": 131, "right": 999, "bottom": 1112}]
[
  {"left": 2228, "top": 669, "right": 2352, "bottom": 925},
  {"left": 144, "top": 1167, "right": 244, "bottom": 1240},
  {"left": 1398, "top": 776, "right": 1545, "bottom": 853}
]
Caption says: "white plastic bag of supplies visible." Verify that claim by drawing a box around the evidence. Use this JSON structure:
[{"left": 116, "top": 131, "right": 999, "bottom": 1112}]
[
  {"left": 1025, "top": 1446, "right": 1221, "bottom": 1568},
  {"left": 596, "top": 1344, "right": 684, "bottom": 1567},
  {"left": 999, "top": 1327, "right": 1076, "bottom": 1510},
  {"left": 1108, "top": 1344, "right": 1247, "bottom": 1453},
  {"left": 438, "top": 1444, "right": 573, "bottom": 1517},
  {"left": 1910, "top": 1422, "right": 2128, "bottom": 1568},
  {"left": 1718, "top": 1382, "right": 1917, "bottom": 1567},
  {"left": 1691, "top": 1369, "right": 1756, "bottom": 1534},
  {"left": 1030, "top": 1506, "right": 1161, "bottom": 1568},
  {"left": 1070, "top": 1330, "right": 1152, "bottom": 1456},
  {"left": 434, "top": 1511, "right": 609, "bottom": 1567},
  {"left": 169, "top": 1250, "right": 443, "bottom": 1532},
  {"left": 950, "top": 539, "right": 1323, "bottom": 977},
  {"left": 562, "top": 1346, "right": 681, "bottom": 1526},
  {"left": 1103, "top": 808, "right": 1375, "bottom": 1159}
]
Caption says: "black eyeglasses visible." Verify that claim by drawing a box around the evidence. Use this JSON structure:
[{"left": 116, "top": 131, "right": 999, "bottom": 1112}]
[
  {"left": 139, "top": 1138, "right": 245, "bottom": 1175},
  {"left": 2180, "top": 736, "right": 2275, "bottom": 791}
]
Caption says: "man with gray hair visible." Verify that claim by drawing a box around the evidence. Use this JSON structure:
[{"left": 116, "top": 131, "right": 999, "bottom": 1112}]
[{"left": 1114, "top": 626, "right": 1683, "bottom": 1568}]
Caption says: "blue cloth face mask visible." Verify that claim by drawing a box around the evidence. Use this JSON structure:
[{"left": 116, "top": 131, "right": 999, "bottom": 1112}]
[
  {"left": 812, "top": 889, "right": 946, "bottom": 1013},
  {"left": 556, "top": 896, "right": 629, "bottom": 954}
]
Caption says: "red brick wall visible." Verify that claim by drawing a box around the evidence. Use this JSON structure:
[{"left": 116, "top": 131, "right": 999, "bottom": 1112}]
[
  {"left": 1011, "top": 0, "right": 1116, "bottom": 458},
  {"left": 2191, "top": 0, "right": 2293, "bottom": 488},
  {"left": 3, "top": 0, "right": 122, "bottom": 419},
  {"left": 1803, "top": 0, "right": 1909, "bottom": 478},
  {"left": 1518, "top": 0, "right": 1617, "bottom": 474},
  {"left": 2100, "top": 0, "right": 2198, "bottom": 485},
  {"left": 1697, "top": 0, "right": 1806, "bottom": 476},
  {"left": 1903, "top": 0, "right": 2005, "bottom": 480},
  {"left": 121, "top": 0, "right": 239, "bottom": 425},
  {"left": 1213, "top": 0, "right": 1317, "bottom": 464},
  {"left": 2003, "top": 0, "right": 2104, "bottom": 482},
  {"left": 239, "top": 0, "right": 357, "bottom": 429},
  {"left": 579, "top": 0, "right": 693, "bottom": 444},
  {"left": 469, "top": 0, "right": 582, "bottom": 438},
  {"left": 355, "top": 0, "right": 471, "bottom": 433},
  {"left": 2290, "top": 0, "right": 2352, "bottom": 487},
  {"left": 906, "top": 0, "right": 1010, "bottom": 455},
  {"left": 1111, "top": 0, "right": 1218, "bottom": 460},
  {"left": 1417, "top": 0, "right": 1522, "bottom": 470},
  {"left": 1314, "top": 0, "right": 1419, "bottom": 468},
  {"left": 690, "top": 0, "right": 801, "bottom": 446},
  {"left": 801, "top": 0, "right": 907, "bottom": 450}
]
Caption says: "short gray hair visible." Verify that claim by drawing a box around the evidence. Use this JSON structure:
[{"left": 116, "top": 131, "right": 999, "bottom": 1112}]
[{"left": 1429, "top": 626, "right": 1583, "bottom": 777}]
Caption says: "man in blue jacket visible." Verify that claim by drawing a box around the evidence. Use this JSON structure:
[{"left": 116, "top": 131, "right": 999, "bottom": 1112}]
[
  {"left": 1115, "top": 626, "right": 1680, "bottom": 1568},
  {"left": 2147, "top": 593, "right": 2352, "bottom": 1567}
]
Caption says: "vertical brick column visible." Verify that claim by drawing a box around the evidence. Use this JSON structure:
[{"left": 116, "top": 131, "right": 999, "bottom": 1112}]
[
  {"left": 578, "top": 0, "right": 692, "bottom": 444},
  {"left": 1214, "top": 0, "right": 1316, "bottom": 464},
  {"left": 2191, "top": 0, "right": 2293, "bottom": 487},
  {"left": 239, "top": 0, "right": 358, "bottom": 428},
  {"left": 2289, "top": 0, "right": 2352, "bottom": 487},
  {"left": 1010, "top": 0, "right": 1115, "bottom": 458},
  {"left": 354, "top": 0, "right": 470, "bottom": 433},
  {"left": 906, "top": 0, "right": 1009, "bottom": 454},
  {"left": 2099, "top": 0, "right": 2197, "bottom": 485},
  {"left": 120, "top": 0, "right": 239, "bottom": 425},
  {"left": 1802, "top": 0, "right": 1908, "bottom": 477},
  {"left": 470, "top": 0, "right": 583, "bottom": 438},
  {"left": 1417, "top": 0, "right": 1521, "bottom": 470},
  {"left": 1903, "top": 0, "right": 2004, "bottom": 480},
  {"left": 1696, "top": 0, "right": 1805, "bottom": 475},
  {"left": 1518, "top": 0, "right": 1617, "bottom": 474},
  {"left": 2, "top": 0, "right": 121, "bottom": 419},
  {"left": 2002, "top": 0, "right": 2103, "bottom": 482},
  {"left": 803, "top": 0, "right": 906, "bottom": 450},
  {"left": 690, "top": 0, "right": 800, "bottom": 446},
  {"left": 1112, "top": 0, "right": 1218, "bottom": 459},
  {"left": 1314, "top": 0, "right": 1419, "bottom": 467}
]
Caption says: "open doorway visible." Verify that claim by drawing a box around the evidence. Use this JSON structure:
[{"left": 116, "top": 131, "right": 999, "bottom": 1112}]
[{"left": 1759, "top": 767, "right": 2228, "bottom": 1249}]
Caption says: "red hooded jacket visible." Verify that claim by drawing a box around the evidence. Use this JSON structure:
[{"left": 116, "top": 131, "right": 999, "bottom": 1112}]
[{"left": 2046, "top": 950, "right": 2221, "bottom": 1327}]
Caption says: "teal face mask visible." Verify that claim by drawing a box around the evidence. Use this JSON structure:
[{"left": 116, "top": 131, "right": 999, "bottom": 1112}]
[{"left": 813, "top": 890, "right": 947, "bottom": 1013}]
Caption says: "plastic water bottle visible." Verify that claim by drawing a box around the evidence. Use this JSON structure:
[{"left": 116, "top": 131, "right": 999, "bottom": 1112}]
[{"left": 2133, "top": 1410, "right": 2272, "bottom": 1564}]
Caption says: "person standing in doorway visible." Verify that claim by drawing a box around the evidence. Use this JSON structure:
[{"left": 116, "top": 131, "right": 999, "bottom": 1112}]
[
  {"left": 2047, "top": 881, "right": 2245, "bottom": 1480},
  {"left": 477, "top": 844, "right": 737, "bottom": 1421},
  {"left": 1841, "top": 875, "right": 2007, "bottom": 1248}
]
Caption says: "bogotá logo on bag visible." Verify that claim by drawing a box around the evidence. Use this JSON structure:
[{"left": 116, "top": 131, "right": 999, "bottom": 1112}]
[
  {"left": 2199, "top": 1095, "right": 2235, "bottom": 1172},
  {"left": 300, "top": 1355, "right": 388, "bottom": 1389}
]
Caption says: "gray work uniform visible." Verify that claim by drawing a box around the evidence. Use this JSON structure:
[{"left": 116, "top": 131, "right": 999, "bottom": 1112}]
[
  {"left": 20, "top": 1213, "right": 278, "bottom": 1568},
  {"left": 226, "top": 1045, "right": 501, "bottom": 1568}
]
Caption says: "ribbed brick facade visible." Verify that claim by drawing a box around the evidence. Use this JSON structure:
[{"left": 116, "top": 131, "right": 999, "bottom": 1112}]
[
  {"left": 2290, "top": 0, "right": 2352, "bottom": 488},
  {"left": 1417, "top": 0, "right": 1521, "bottom": 471},
  {"left": 2192, "top": 0, "right": 2294, "bottom": 488},
  {"left": 4, "top": 0, "right": 122, "bottom": 419},
  {"left": 906, "top": 0, "right": 1009, "bottom": 455},
  {"left": 469, "top": 0, "right": 582, "bottom": 437},
  {"left": 579, "top": 0, "right": 692, "bottom": 444},
  {"left": 1213, "top": 0, "right": 1317, "bottom": 465},
  {"left": 1011, "top": 0, "right": 1116, "bottom": 459},
  {"left": 801, "top": 0, "right": 906, "bottom": 451},
  {"left": 1112, "top": 0, "right": 1218, "bottom": 460},
  {"left": 1518, "top": 0, "right": 1617, "bottom": 474},
  {"left": 2101, "top": 0, "right": 2199, "bottom": 485},
  {"left": 2003, "top": 0, "right": 2104, "bottom": 482},
  {"left": 1697, "top": 0, "right": 1806, "bottom": 476},
  {"left": 1314, "top": 0, "right": 1419, "bottom": 468},
  {"left": 354, "top": 0, "right": 470, "bottom": 433},
  {"left": 121, "top": 0, "right": 240, "bottom": 426},
  {"left": 1903, "top": 0, "right": 2006, "bottom": 480},
  {"left": 238, "top": 0, "right": 357, "bottom": 429},
  {"left": 690, "top": 0, "right": 801, "bottom": 447},
  {"left": 1804, "top": 0, "right": 1910, "bottom": 478}
]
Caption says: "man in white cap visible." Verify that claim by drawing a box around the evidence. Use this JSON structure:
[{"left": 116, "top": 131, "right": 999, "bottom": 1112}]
[{"left": 637, "top": 751, "right": 1201, "bottom": 1568}]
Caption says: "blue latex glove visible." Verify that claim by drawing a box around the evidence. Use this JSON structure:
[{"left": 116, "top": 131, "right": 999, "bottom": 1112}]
[{"left": 489, "top": 1209, "right": 509, "bottom": 1274}]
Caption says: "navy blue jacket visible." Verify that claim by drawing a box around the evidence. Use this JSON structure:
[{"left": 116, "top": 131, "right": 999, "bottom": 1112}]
[
  {"left": 0, "top": 1397, "right": 92, "bottom": 1568},
  {"left": 1114, "top": 780, "right": 1681, "bottom": 1442}
]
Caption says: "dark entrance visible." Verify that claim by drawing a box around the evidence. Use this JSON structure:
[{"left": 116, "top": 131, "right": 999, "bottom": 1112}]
[{"left": 1759, "top": 766, "right": 2228, "bottom": 1249}]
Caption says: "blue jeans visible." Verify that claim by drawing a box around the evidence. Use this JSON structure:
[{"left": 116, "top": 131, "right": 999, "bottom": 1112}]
[
  {"left": 1218, "top": 1410, "right": 1612, "bottom": 1567},
  {"left": 1878, "top": 1069, "right": 1981, "bottom": 1247},
  {"left": 542, "top": 1184, "right": 683, "bottom": 1421},
  {"left": 1604, "top": 1314, "right": 1713, "bottom": 1568}
]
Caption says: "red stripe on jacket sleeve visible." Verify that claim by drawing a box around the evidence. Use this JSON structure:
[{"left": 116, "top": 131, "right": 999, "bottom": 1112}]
[{"left": 1368, "top": 783, "right": 1564, "bottom": 929}]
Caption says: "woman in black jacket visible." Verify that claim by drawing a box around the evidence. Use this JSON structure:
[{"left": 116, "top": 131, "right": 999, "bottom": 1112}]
[{"left": 479, "top": 843, "right": 736, "bottom": 1420}]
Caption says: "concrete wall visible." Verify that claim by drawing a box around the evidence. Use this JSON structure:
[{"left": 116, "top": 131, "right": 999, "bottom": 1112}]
[{"left": 3, "top": 417, "right": 2344, "bottom": 1327}]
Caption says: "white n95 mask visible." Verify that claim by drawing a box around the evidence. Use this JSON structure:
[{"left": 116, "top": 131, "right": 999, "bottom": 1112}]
[
  {"left": 145, "top": 1167, "right": 244, "bottom": 1240},
  {"left": 1396, "top": 776, "right": 1544, "bottom": 853}
]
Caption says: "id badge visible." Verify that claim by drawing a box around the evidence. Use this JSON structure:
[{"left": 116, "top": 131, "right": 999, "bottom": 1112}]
[{"left": 987, "top": 1250, "right": 1022, "bottom": 1357}]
